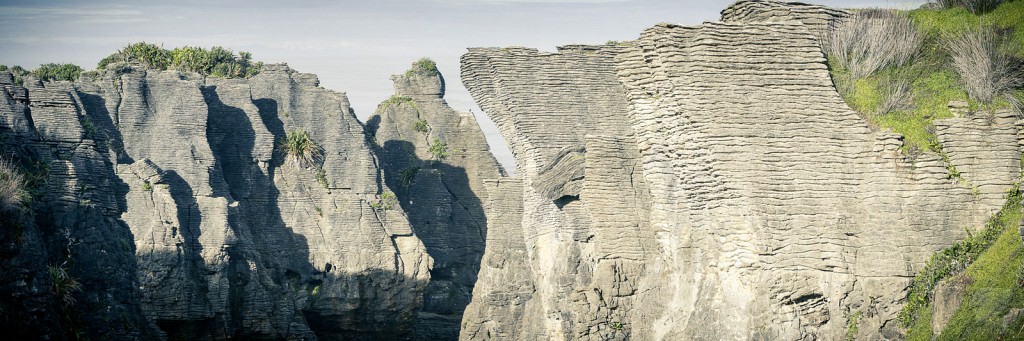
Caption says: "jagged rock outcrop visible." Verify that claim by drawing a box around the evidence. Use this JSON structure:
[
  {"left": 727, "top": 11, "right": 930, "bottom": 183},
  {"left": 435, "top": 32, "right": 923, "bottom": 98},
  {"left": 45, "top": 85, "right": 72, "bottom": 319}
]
[
  {"left": 1, "top": 75, "right": 162, "bottom": 340},
  {"left": 1, "top": 62, "right": 433, "bottom": 340},
  {"left": 459, "top": 2, "right": 1023, "bottom": 340},
  {"left": 367, "top": 61, "right": 505, "bottom": 339}
]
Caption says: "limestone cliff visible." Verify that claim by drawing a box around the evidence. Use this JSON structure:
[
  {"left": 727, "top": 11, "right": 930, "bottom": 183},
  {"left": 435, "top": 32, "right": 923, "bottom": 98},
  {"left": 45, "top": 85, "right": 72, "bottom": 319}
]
[
  {"left": 0, "top": 73, "right": 162, "bottom": 340},
  {"left": 459, "top": 2, "right": 1023, "bottom": 340},
  {"left": 367, "top": 60, "right": 506, "bottom": 339},
  {"left": 3, "top": 0, "right": 1022, "bottom": 339},
  {"left": 1, "top": 62, "right": 433, "bottom": 340}
]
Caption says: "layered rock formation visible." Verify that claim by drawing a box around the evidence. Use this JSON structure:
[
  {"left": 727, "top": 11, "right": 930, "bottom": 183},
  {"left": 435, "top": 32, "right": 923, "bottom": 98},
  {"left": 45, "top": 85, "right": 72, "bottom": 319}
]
[
  {"left": 0, "top": 74, "right": 162, "bottom": 340},
  {"left": 1, "top": 63, "right": 433, "bottom": 340},
  {"left": 720, "top": 0, "right": 849, "bottom": 38},
  {"left": 367, "top": 61, "right": 505, "bottom": 339},
  {"left": 459, "top": 2, "right": 1023, "bottom": 340},
  {"left": 3, "top": 0, "right": 1022, "bottom": 339}
]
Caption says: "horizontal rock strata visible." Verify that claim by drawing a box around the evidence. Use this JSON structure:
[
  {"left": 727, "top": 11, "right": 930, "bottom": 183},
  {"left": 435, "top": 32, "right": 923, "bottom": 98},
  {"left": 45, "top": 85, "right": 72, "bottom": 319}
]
[
  {"left": 460, "top": 3, "right": 1022, "bottom": 339},
  {"left": 1, "top": 63, "right": 434, "bottom": 340},
  {"left": 368, "top": 63, "right": 505, "bottom": 340}
]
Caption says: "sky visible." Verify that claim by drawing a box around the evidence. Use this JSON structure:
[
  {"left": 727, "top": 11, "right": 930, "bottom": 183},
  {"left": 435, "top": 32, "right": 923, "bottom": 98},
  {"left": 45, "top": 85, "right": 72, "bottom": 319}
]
[{"left": 0, "top": 0, "right": 926, "bottom": 173}]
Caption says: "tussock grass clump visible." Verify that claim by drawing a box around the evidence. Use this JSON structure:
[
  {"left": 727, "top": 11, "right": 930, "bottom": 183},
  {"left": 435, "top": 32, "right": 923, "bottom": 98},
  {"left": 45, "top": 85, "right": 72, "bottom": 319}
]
[
  {"left": 47, "top": 263, "right": 81, "bottom": 307},
  {"left": 279, "top": 129, "right": 324, "bottom": 168},
  {"left": 877, "top": 75, "right": 915, "bottom": 116},
  {"left": 932, "top": 0, "right": 1005, "bottom": 14},
  {"left": 826, "top": 10, "right": 923, "bottom": 81},
  {"left": 0, "top": 158, "right": 27, "bottom": 213},
  {"left": 399, "top": 167, "right": 419, "bottom": 188},
  {"left": 945, "top": 25, "right": 1023, "bottom": 107}
]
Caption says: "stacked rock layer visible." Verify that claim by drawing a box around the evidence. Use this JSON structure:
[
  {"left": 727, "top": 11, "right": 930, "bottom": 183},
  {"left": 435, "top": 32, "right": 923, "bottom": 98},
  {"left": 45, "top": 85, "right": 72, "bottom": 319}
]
[
  {"left": 459, "top": 2, "right": 1023, "bottom": 339},
  {"left": 1, "top": 63, "right": 433, "bottom": 340},
  {"left": 368, "top": 63, "right": 505, "bottom": 339}
]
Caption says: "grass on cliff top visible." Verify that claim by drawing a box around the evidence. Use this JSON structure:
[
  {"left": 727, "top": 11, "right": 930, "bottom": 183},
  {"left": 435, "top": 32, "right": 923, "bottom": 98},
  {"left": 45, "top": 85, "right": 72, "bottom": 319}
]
[
  {"left": 902, "top": 183, "right": 1024, "bottom": 339},
  {"left": 97, "top": 42, "right": 262, "bottom": 78},
  {"left": 2, "top": 63, "right": 83, "bottom": 84},
  {"left": 404, "top": 57, "right": 438, "bottom": 78},
  {"left": 829, "top": 0, "right": 1024, "bottom": 154}
]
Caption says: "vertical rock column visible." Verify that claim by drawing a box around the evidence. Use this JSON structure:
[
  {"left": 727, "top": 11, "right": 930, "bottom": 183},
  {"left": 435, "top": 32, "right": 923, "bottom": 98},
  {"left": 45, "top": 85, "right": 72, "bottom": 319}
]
[
  {"left": 460, "top": 45, "right": 657, "bottom": 340},
  {"left": 71, "top": 63, "right": 432, "bottom": 340},
  {"left": 0, "top": 72, "right": 162, "bottom": 340},
  {"left": 368, "top": 60, "right": 505, "bottom": 340}
]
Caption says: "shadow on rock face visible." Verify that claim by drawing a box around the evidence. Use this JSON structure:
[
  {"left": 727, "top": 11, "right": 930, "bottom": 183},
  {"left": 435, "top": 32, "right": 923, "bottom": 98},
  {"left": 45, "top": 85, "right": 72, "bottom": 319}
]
[
  {"left": 141, "top": 87, "right": 424, "bottom": 341},
  {"left": 377, "top": 139, "right": 488, "bottom": 340}
]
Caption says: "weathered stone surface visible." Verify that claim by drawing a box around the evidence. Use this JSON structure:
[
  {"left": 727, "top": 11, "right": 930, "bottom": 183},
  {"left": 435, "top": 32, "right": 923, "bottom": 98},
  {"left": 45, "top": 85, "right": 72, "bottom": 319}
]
[
  {"left": 459, "top": 178, "right": 541, "bottom": 340},
  {"left": 534, "top": 145, "right": 586, "bottom": 201},
  {"left": 461, "top": 43, "right": 656, "bottom": 340},
  {"left": 0, "top": 71, "right": 163, "bottom": 340},
  {"left": 721, "top": 0, "right": 850, "bottom": 39},
  {"left": 460, "top": 5, "right": 1022, "bottom": 340},
  {"left": 368, "top": 61, "right": 505, "bottom": 340},
  {"left": 2, "top": 63, "right": 434, "bottom": 340},
  {"left": 931, "top": 276, "right": 969, "bottom": 335}
]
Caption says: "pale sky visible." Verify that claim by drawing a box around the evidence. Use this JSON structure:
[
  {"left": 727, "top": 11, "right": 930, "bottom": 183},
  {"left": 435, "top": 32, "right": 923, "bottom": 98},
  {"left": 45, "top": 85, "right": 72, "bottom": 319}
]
[{"left": 0, "top": 0, "right": 926, "bottom": 173}]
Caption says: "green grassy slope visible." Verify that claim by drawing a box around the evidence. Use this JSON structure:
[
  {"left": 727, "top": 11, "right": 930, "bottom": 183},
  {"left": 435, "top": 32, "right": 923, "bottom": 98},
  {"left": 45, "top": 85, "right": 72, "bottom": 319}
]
[{"left": 825, "top": 1, "right": 1024, "bottom": 338}]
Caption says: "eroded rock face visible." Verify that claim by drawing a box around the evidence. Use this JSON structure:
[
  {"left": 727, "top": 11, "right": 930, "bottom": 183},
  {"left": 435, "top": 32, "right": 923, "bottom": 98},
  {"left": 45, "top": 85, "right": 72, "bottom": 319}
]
[
  {"left": 459, "top": 3, "right": 1023, "bottom": 340},
  {"left": 1, "top": 63, "right": 433, "bottom": 340},
  {"left": 368, "top": 63, "right": 505, "bottom": 339},
  {"left": 0, "top": 75, "right": 162, "bottom": 340}
]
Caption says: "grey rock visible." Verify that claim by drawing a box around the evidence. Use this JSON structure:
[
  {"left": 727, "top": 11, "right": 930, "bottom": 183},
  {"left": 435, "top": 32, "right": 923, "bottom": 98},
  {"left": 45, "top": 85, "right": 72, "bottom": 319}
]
[
  {"left": 1, "top": 68, "right": 163, "bottom": 340},
  {"left": 368, "top": 61, "right": 505, "bottom": 340},
  {"left": 460, "top": 4, "right": 1022, "bottom": 339},
  {"left": 931, "top": 276, "right": 969, "bottom": 335},
  {"left": 461, "top": 43, "right": 655, "bottom": 341},
  {"left": 2, "top": 62, "right": 434, "bottom": 340},
  {"left": 534, "top": 145, "right": 586, "bottom": 201},
  {"left": 1003, "top": 308, "right": 1023, "bottom": 331},
  {"left": 721, "top": 0, "right": 850, "bottom": 40}
]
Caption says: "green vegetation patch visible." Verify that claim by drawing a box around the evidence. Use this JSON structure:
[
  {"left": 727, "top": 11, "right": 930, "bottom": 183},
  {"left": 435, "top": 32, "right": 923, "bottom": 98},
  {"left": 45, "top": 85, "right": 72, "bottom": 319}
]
[
  {"left": 2, "top": 65, "right": 29, "bottom": 86},
  {"left": 937, "top": 213, "right": 1024, "bottom": 339},
  {"left": 845, "top": 310, "right": 863, "bottom": 341},
  {"left": 429, "top": 138, "right": 449, "bottom": 161},
  {"left": 380, "top": 95, "right": 416, "bottom": 111},
  {"left": 828, "top": 1, "right": 1024, "bottom": 156},
  {"left": 371, "top": 191, "right": 398, "bottom": 210},
  {"left": 911, "top": 1, "right": 1024, "bottom": 58},
  {"left": 412, "top": 119, "right": 429, "bottom": 133},
  {"left": 405, "top": 57, "right": 438, "bottom": 77},
  {"left": 98, "top": 42, "right": 262, "bottom": 78},
  {"left": 279, "top": 129, "right": 324, "bottom": 168},
  {"left": 32, "top": 63, "right": 82, "bottom": 82},
  {"left": 899, "top": 183, "right": 1024, "bottom": 338}
]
